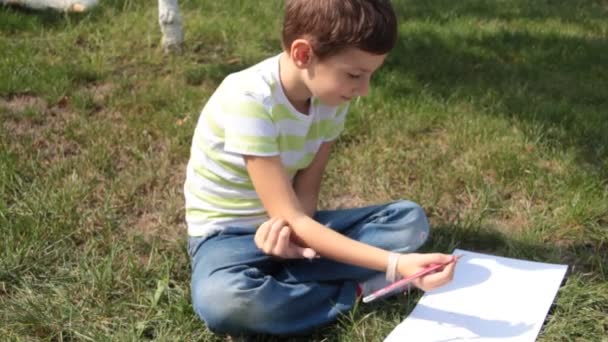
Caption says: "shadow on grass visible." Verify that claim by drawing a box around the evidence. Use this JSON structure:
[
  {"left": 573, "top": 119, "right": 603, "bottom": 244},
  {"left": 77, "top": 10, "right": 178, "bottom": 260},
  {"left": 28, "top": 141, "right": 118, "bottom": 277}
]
[
  {"left": 394, "top": 0, "right": 608, "bottom": 24},
  {"left": 380, "top": 0, "right": 607, "bottom": 175},
  {"left": 425, "top": 224, "right": 606, "bottom": 275}
]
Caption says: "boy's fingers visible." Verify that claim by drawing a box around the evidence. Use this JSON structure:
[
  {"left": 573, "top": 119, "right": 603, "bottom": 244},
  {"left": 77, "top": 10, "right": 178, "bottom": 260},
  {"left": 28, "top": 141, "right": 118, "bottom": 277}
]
[
  {"left": 443, "top": 261, "right": 456, "bottom": 278},
  {"left": 271, "top": 218, "right": 286, "bottom": 230},
  {"left": 275, "top": 226, "right": 291, "bottom": 257},
  {"left": 299, "top": 247, "right": 317, "bottom": 259},
  {"left": 255, "top": 220, "right": 271, "bottom": 249},
  {"left": 255, "top": 217, "right": 280, "bottom": 249},
  {"left": 263, "top": 221, "right": 283, "bottom": 254},
  {"left": 269, "top": 219, "right": 288, "bottom": 255},
  {"left": 419, "top": 253, "right": 454, "bottom": 266},
  {"left": 417, "top": 264, "right": 456, "bottom": 290},
  {"left": 256, "top": 219, "right": 315, "bottom": 259},
  {"left": 416, "top": 275, "right": 443, "bottom": 291},
  {"left": 277, "top": 227, "right": 317, "bottom": 259}
]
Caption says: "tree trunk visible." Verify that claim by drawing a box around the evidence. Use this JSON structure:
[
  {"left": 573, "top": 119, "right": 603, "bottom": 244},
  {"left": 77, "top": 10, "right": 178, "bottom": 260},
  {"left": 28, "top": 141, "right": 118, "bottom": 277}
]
[
  {"left": 0, "top": 0, "right": 98, "bottom": 12},
  {"left": 158, "top": 0, "right": 184, "bottom": 53}
]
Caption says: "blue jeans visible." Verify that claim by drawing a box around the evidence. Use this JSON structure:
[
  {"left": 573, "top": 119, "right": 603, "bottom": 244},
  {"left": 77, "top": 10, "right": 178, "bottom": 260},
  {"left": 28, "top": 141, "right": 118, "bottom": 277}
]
[{"left": 189, "top": 200, "right": 430, "bottom": 336}]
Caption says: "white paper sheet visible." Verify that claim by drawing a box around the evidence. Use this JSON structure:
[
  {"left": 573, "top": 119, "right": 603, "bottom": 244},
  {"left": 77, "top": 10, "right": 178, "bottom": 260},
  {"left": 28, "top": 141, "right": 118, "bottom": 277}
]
[{"left": 385, "top": 249, "right": 567, "bottom": 342}]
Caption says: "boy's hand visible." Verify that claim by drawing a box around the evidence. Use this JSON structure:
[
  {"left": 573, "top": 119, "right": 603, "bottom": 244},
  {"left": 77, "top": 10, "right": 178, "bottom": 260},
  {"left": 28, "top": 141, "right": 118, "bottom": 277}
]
[
  {"left": 398, "top": 253, "right": 457, "bottom": 292},
  {"left": 255, "top": 218, "right": 318, "bottom": 259}
]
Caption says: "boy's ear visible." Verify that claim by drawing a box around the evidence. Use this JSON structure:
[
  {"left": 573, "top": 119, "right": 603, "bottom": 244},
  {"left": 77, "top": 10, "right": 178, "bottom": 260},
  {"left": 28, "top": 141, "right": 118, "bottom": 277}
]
[{"left": 289, "top": 39, "right": 313, "bottom": 68}]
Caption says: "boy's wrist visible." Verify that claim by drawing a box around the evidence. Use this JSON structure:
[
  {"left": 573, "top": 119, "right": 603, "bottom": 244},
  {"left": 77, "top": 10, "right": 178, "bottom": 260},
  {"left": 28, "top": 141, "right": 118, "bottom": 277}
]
[{"left": 386, "top": 252, "right": 400, "bottom": 282}]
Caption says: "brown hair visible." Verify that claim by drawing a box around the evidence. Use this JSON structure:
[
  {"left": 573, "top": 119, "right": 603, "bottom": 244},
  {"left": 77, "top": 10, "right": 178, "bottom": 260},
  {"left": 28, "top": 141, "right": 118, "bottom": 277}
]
[{"left": 282, "top": 0, "right": 398, "bottom": 60}]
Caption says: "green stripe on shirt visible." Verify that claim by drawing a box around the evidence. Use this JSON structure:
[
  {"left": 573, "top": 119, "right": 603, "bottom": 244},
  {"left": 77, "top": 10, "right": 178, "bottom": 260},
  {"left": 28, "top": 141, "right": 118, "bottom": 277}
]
[
  {"left": 225, "top": 134, "right": 279, "bottom": 154},
  {"left": 278, "top": 134, "right": 306, "bottom": 151},
  {"left": 223, "top": 100, "right": 270, "bottom": 121},
  {"left": 186, "top": 182, "right": 262, "bottom": 210},
  {"left": 271, "top": 104, "right": 300, "bottom": 122},
  {"left": 194, "top": 136, "right": 249, "bottom": 178},
  {"left": 193, "top": 164, "right": 254, "bottom": 190}
]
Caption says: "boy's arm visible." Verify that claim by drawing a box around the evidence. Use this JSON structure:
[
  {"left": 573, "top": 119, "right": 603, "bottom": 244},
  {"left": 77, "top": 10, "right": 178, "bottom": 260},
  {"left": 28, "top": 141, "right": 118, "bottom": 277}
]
[
  {"left": 292, "top": 141, "right": 333, "bottom": 217},
  {"left": 245, "top": 154, "right": 390, "bottom": 272}
]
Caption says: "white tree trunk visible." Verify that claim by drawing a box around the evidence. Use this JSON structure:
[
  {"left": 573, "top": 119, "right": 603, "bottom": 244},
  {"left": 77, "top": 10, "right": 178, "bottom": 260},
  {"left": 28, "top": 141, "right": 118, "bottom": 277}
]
[
  {"left": 158, "top": 0, "right": 183, "bottom": 53},
  {"left": 0, "top": 0, "right": 98, "bottom": 12}
]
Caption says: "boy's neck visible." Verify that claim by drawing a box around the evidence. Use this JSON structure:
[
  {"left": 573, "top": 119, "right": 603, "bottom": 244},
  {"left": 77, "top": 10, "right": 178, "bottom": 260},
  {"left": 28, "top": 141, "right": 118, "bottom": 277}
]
[{"left": 279, "top": 53, "right": 312, "bottom": 114}]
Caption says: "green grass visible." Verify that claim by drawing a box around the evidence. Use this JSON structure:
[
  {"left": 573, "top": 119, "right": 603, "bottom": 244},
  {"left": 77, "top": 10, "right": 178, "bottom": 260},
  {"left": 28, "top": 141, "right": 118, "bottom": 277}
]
[{"left": 1, "top": 0, "right": 607, "bottom": 340}]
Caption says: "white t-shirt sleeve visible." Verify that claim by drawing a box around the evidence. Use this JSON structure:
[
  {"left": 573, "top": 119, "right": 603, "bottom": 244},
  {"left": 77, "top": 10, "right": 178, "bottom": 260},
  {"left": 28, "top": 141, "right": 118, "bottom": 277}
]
[{"left": 222, "top": 95, "right": 280, "bottom": 156}]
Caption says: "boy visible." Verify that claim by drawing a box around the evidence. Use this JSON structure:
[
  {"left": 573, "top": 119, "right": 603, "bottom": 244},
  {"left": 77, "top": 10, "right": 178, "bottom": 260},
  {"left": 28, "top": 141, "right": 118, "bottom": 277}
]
[{"left": 184, "top": 0, "right": 457, "bottom": 337}]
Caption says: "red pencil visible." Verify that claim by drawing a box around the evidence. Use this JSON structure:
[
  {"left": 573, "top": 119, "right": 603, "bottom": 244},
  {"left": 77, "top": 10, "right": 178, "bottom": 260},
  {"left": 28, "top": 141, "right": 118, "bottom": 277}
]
[{"left": 362, "top": 254, "right": 462, "bottom": 303}]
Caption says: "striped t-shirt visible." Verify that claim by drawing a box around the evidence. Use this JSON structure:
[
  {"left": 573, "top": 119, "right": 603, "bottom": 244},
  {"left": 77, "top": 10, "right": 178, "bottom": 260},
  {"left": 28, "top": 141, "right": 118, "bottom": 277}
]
[{"left": 184, "top": 54, "right": 349, "bottom": 238}]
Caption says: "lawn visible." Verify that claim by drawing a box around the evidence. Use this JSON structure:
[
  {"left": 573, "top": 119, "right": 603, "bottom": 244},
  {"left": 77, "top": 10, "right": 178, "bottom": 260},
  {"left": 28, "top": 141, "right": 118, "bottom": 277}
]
[{"left": 1, "top": 0, "right": 607, "bottom": 341}]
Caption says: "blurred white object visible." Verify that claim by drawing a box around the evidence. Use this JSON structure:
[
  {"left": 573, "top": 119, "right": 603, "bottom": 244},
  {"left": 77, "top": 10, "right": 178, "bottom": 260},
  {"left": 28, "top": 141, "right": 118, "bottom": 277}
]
[
  {"left": 1, "top": 0, "right": 98, "bottom": 12},
  {"left": 158, "top": 0, "right": 183, "bottom": 53}
]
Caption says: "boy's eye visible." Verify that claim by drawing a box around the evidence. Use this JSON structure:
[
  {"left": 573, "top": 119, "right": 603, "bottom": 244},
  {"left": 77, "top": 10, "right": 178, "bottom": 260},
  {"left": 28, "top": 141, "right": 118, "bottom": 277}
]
[{"left": 347, "top": 73, "right": 362, "bottom": 79}]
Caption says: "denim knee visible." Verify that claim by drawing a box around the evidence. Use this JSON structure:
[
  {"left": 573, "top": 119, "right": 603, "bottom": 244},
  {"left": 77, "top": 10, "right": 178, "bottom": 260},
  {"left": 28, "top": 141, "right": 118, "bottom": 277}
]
[
  {"left": 192, "top": 274, "right": 268, "bottom": 334},
  {"left": 192, "top": 278, "right": 243, "bottom": 333},
  {"left": 391, "top": 200, "right": 430, "bottom": 251}
]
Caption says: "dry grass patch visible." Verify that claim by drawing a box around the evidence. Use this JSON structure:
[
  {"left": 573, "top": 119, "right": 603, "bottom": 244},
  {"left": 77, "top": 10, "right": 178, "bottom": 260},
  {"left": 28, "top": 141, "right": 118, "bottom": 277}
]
[
  {"left": 0, "top": 94, "right": 46, "bottom": 113},
  {"left": 128, "top": 201, "right": 186, "bottom": 247},
  {"left": 87, "top": 82, "right": 115, "bottom": 104},
  {"left": 123, "top": 159, "right": 187, "bottom": 247},
  {"left": 487, "top": 211, "right": 531, "bottom": 234},
  {"left": 1, "top": 94, "right": 82, "bottom": 163},
  {"left": 322, "top": 194, "right": 368, "bottom": 210}
]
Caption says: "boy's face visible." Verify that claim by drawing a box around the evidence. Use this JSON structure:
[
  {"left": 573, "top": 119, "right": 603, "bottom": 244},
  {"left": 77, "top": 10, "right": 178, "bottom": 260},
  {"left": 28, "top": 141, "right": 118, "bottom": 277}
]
[{"left": 307, "top": 48, "right": 387, "bottom": 106}]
